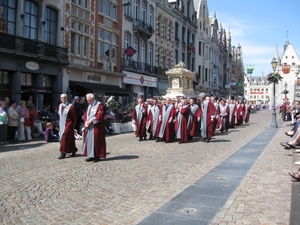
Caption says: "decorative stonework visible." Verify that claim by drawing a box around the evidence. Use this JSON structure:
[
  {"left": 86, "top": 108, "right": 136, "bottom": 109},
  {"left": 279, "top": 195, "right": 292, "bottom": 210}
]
[{"left": 163, "top": 61, "right": 197, "bottom": 99}]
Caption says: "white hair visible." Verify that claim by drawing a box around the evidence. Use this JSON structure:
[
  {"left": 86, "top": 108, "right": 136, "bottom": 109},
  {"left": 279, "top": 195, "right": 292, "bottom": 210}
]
[
  {"left": 60, "top": 93, "right": 67, "bottom": 98},
  {"left": 86, "top": 93, "right": 95, "bottom": 99}
]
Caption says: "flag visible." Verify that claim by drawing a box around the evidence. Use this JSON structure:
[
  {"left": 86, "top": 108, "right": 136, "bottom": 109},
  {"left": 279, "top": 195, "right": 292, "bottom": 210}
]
[
  {"left": 282, "top": 64, "right": 290, "bottom": 74},
  {"left": 189, "top": 43, "right": 195, "bottom": 52},
  {"left": 124, "top": 46, "right": 136, "bottom": 57}
]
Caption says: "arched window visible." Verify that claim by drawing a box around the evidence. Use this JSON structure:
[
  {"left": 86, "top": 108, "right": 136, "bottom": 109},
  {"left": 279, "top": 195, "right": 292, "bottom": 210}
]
[
  {"left": 24, "top": 0, "right": 38, "bottom": 40},
  {"left": 124, "top": 32, "right": 131, "bottom": 48}
]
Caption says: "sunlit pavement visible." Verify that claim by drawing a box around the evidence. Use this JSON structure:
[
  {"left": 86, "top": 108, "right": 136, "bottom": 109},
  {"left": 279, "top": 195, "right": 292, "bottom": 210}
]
[{"left": 0, "top": 110, "right": 293, "bottom": 224}]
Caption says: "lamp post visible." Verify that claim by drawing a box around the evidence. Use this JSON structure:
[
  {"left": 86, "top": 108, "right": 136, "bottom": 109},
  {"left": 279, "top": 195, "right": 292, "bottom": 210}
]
[
  {"left": 283, "top": 82, "right": 288, "bottom": 101},
  {"left": 271, "top": 57, "right": 278, "bottom": 128}
]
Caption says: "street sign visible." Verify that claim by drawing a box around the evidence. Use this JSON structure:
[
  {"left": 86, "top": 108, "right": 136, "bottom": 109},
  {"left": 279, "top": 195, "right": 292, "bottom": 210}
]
[
  {"left": 225, "top": 84, "right": 231, "bottom": 88},
  {"left": 230, "top": 82, "right": 236, "bottom": 86}
]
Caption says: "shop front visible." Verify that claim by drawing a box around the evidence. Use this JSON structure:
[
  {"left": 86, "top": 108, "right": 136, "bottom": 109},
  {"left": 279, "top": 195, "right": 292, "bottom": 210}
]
[{"left": 122, "top": 71, "right": 157, "bottom": 101}]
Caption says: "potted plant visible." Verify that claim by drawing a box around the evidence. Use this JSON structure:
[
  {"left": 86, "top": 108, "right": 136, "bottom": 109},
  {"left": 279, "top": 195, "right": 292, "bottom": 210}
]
[
  {"left": 267, "top": 73, "right": 283, "bottom": 84},
  {"left": 108, "top": 100, "right": 120, "bottom": 114}
]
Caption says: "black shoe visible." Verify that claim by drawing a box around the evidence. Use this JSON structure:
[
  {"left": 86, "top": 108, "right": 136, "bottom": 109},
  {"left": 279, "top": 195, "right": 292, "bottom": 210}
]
[
  {"left": 58, "top": 154, "right": 66, "bottom": 159},
  {"left": 139, "top": 138, "right": 143, "bottom": 141},
  {"left": 202, "top": 138, "right": 206, "bottom": 142},
  {"left": 156, "top": 138, "right": 160, "bottom": 142},
  {"left": 70, "top": 151, "right": 78, "bottom": 157},
  {"left": 85, "top": 158, "right": 95, "bottom": 162},
  {"left": 178, "top": 140, "right": 182, "bottom": 144},
  {"left": 94, "top": 157, "right": 100, "bottom": 162},
  {"left": 144, "top": 136, "right": 147, "bottom": 140},
  {"left": 206, "top": 138, "right": 210, "bottom": 143}
]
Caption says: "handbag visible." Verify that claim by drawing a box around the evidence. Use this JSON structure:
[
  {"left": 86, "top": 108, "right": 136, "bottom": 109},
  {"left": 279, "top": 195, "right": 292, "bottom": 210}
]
[
  {"left": 20, "top": 117, "right": 25, "bottom": 123},
  {"left": 0, "top": 113, "right": 5, "bottom": 124}
]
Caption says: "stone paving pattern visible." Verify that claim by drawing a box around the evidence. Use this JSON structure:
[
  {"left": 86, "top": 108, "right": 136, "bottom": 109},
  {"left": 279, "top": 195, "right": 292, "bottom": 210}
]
[{"left": 0, "top": 110, "right": 293, "bottom": 224}]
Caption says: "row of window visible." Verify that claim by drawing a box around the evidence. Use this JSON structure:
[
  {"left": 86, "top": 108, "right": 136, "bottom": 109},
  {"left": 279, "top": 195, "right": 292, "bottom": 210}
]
[
  {"left": 98, "top": 0, "right": 117, "bottom": 20},
  {"left": 123, "top": 0, "right": 154, "bottom": 26},
  {"left": 0, "top": 71, "right": 51, "bottom": 87},
  {"left": 1, "top": 0, "right": 58, "bottom": 45}
]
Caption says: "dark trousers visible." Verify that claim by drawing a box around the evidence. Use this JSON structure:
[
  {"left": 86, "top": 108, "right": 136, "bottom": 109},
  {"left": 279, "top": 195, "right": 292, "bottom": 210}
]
[{"left": 7, "top": 126, "right": 17, "bottom": 141}]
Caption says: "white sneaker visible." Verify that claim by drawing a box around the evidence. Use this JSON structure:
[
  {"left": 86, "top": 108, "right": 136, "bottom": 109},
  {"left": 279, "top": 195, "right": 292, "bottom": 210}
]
[
  {"left": 295, "top": 161, "right": 300, "bottom": 165},
  {"left": 294, "top": 149, "right": 300, "bottom": 153}
]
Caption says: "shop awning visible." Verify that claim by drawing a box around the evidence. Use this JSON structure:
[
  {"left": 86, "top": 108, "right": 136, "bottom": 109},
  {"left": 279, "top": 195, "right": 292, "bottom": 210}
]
[
  {"left": 70, "top": 81, "right": 137, "bottom": 97},
  {"left": 20, "top": 88, "right": 54, "bottom": 94}
]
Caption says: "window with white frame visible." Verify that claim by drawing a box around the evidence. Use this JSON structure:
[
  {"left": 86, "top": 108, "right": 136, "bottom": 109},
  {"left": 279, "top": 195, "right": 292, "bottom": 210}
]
[
  {"left": 133, "top": 36, "right": 138, "bottom": 61},
  {"left": 141, "top": 40, "right": 145, "bottom": 63},
  {"left": 97, "top": 28, "right": 117, "bottom": 63},
  {"left": 149, "top": 6, "right": 153, "bottom": 27},
  {"left": 148, "top": 42, "right": 153, "bottom": 66},
  {"left": 133, "top": 0, "right": 139, "bottom": 20},
  {"left": 70, "top": 20, "right": 90, "bottom": 57},
  {"left": 142, "top": 2, "right": 146, "bottom": 22},
  {"left": 124, "top": 32, "right": 131, "bottom": 49}
]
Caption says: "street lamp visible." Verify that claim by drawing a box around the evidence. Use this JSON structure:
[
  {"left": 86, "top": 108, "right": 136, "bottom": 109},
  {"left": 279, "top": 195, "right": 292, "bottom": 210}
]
[
  {"left": 283, "top": 82, "right": 288, "bottom": 101},
  {"left": 270, "top": 57, "right": 278, "bottom": 128}
]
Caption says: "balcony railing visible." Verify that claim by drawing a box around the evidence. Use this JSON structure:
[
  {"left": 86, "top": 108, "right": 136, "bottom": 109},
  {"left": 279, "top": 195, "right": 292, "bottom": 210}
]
[
  {"left": 122, "top": 58, "right": 167, "bottom": 76},
  {"left": 133, "top": 19, "right": 154, "bottom": 38},
  {"left": 0, "top": 32, "right": 69, "bottom": 63}
]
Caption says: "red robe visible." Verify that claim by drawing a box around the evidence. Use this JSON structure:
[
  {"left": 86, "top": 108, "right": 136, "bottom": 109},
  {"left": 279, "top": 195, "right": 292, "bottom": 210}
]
[
  {"left": 59, "top": 103, "right": 77, "bottom": 154},
  {"left": 206, "top": 101, "right": 216, "bottom": 138},
  {"left": 155, "top": 104, "right": 176, "bottom": 142},
  {"left": 187, "top": 104, "right": 202, "bottom": 137},
  {"left": 147, "top": 105, "right": 160, "bottom": 138},
  {"left": 175, "top": 105, "right": 190, "bottom": 142},
  {"left": 217, "top": 104, "right": 230, "bottom": 132},
  {"left": 132, "top": 104, "right": 148, "bottom": 139},
  {"left": 82, "top": 102, "right": 106, "bottom": 158},
  {"left": 236, "top": 104, "right": 245, "bottom": 125},
  {"left": 244, "top": 104, "right": 251, "bottom": 123},
  {"left": 229, "top": 104, "right": 237, "bottom": 128}
]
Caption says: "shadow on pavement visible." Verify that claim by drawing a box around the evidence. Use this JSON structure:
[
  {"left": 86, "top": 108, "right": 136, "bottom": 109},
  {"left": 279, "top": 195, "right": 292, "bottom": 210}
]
[
  {"left": 0, "top": 142, "right": 46, "bottom": 153},
  {"left": 103, "top": 155, "right": 139, "bottom": 161}
]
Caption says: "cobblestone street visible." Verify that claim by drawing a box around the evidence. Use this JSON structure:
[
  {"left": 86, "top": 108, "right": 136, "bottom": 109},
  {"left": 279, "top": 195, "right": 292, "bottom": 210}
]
[{"left": 0, "top": 110, "right": 293, "bottom": 224}]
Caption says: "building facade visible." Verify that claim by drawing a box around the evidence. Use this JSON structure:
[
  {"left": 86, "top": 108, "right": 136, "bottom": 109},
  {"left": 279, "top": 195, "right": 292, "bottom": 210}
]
[
  {"left": 121, "top": 0, "right": 157, "bottom": 101},
  {"left": 0, "top": 0, "right": 68, "bottom": 109}
]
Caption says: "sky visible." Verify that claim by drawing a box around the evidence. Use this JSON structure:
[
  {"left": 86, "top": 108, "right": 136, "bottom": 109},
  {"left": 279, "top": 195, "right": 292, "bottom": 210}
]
[{"left": 207, "top": 0, "right": 300, "bottom": 78}]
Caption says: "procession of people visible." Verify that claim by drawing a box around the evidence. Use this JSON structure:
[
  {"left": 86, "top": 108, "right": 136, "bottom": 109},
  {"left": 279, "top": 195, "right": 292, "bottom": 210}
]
[{"left": 132, "top": 93, "right": 252, "bottom": 144}]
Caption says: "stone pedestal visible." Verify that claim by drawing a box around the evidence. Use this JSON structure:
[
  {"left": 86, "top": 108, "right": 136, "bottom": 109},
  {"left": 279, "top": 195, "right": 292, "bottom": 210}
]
[{"left": 163, "top": 61, "right": 197, "bottom": 99}]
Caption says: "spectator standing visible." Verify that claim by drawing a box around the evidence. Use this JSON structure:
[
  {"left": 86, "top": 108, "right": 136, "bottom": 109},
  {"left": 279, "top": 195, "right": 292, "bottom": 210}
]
[
  {"left": 0, "top": 100, "right": 8, "bottom": 144},
  {"left": 17, "top": 100, "right": 32, "bottom": 141},
  {"left": 82, "top": 93, "right": 106, "bottom": 162},
  {"left": 4, "top": 97, "right": 10, "bottom": 112},
  {"left": 7, "top": 101, "right": 19, "bottom": 142}
]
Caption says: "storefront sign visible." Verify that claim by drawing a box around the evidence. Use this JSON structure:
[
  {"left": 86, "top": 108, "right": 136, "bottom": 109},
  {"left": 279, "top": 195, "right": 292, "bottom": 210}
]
[
  {"left": 25, "top": 61, "right": 39, "bottom": 70},
  {"left": 86, "top": 73, "right": 106, "bottom": 83},
  {"left": 123, "top": 71, "right": 157, "bottom": 87}
]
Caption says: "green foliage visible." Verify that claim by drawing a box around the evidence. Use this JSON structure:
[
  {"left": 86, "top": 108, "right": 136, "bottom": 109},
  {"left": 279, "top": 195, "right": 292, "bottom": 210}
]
[
  {"left": 108, "top": 100, "right": 120, "bottom": 113},
  {"left": 127, "top": 102, "right": 135, "bottom": 114},
  {"left": 267, "top": 73, "right": 283, "bottom": 84}
]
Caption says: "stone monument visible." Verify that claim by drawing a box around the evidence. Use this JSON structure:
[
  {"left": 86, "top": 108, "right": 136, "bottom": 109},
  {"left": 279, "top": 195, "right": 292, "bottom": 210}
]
[{"left": 163, "top": 61, "right": 198, "bottom": 99}]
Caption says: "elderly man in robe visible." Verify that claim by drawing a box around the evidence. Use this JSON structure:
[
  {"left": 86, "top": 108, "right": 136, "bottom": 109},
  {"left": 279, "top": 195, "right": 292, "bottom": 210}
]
[
  {"left": 199, "top": 93, "right": 216, "bottom": 143},
  {"left": 155, "top": 97, "right": 176, "bottom": 142},
  {"left": 228, "top": 100, "right": 237, "bottom": 128},
  {"left": 217, "top": 98, "right": 230, "bottom": 133},
  {"left": 175, "top": 99, "right": 189, "bottom": 144},
  {"left": 132, "top": 97, "right": 148, "bottom": 141},
  {"left": 147, "top": 98, "right": 160, "bottom": 140},
  {"left": 82, "top": 93, "right": 106, "bottom": 162},
  {"left": 187, "top": 98, "right": 202, "bottom": 140},
  {"left": 58, "top": 94, "right": 78, "bottom": 159}
]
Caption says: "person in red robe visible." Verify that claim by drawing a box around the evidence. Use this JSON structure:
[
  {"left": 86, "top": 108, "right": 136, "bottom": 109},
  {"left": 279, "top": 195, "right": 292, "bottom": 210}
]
[
  {"left": 58, "top": 94, "right": 78, "bottom": 159},
  {"left": 244, "top": 100, "right": 252, "bottom": 123},
  {"left": 199, "top": 93, "right": 216, "bottom": 143},
  {"left": 175, "top": 99, "right": 189, "bottom": 143},
  {"left": 132, "top": 97, "right": 148, "bottom": 141},
  {"left": 228, "top": 100, "right": 237, "bottom": 128},
  {"left": 217, "top": 98, "right": 230, "bottom": 132},
  {"left": 147, "top": 98, "right": 160, "bottom": 139},
  {"left": 81, "top": 93, "right": 106, "bottom": 162},
  {"left": 187, "top": 98, "right": 202, "bottom": 140},
  {"left": 236, "top": 100, "right": 245, "bottom": 126},
  {"left": 155, "top": 97, "right": 176, "bottom": 142}
]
